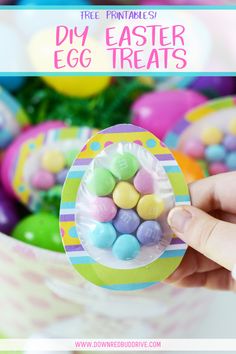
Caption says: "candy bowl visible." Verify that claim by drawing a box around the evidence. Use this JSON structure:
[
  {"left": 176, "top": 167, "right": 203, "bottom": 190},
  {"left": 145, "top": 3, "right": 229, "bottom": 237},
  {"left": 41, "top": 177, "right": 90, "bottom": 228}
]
[
  {"left": 165, "top": 96, "right": 236, "bottom": 176},
  {"left": 3, "top": 126, "right": 97, "bottom": 214},
  {"left": 60, "top": 124, "right": 190, "bottom": 291}
]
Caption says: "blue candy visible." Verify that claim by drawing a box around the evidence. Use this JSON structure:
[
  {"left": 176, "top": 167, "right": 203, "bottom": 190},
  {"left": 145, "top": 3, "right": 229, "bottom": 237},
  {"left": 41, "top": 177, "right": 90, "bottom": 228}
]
[
  {"left": 226, "top": 152, "right": 236, "bottom": 171},
  {"left": 205, "top": 144, "right": 226, "bottom": 162},
  {"left": 112, "top": 234, "right": 140, "bottom": 261},
  {"left": 89, "top": 222, "right": 117, "bottom": 249}
]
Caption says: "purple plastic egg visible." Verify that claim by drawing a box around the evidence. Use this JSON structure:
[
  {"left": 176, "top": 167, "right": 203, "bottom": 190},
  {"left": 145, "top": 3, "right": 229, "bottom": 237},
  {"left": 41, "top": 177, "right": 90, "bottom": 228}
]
[
  {"left": 0, "top": 187, "right": 19, "bottom": 235},
  {"left": 131, "top": 90, "right": 207, "bottom": 140},
  {"left": 136, "top": 220, "right": 163, "bottom": 246},
  {"left": 113, "top": 209, "right": 140, "bottom": 234},
  {"left": 189, "top": 77, "right": 236, "bottom": 98}
]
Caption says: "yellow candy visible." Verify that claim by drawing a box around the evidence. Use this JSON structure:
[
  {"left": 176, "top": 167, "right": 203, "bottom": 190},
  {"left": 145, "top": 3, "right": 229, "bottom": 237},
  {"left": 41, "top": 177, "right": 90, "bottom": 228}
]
[
  {"left": 201, "top": 126, "right": 223, "bottom": 145},
  {"left": 41, "top": 150, "right": 65, "bottom": 174},
  {"left": 229, "top": 118, "right": 236, "bottom": 135},
  {"left": 137, "top": 194, "right": 164, "bottom": 220},
  {"left": 113, "top": 182, "right": 140, "bottom": 209}
]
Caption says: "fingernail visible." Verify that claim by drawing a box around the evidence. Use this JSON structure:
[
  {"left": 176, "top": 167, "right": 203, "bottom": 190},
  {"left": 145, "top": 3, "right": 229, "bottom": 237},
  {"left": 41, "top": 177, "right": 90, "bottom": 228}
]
[{"left": 168, "top": 207, "right": 192, "bottom": 234}]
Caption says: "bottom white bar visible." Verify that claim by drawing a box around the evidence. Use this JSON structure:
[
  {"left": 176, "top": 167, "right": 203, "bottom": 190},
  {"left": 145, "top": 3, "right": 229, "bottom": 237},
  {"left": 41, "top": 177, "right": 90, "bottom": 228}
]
[{"left": 1, "top": 339, "right": 236, "bottom": 352}]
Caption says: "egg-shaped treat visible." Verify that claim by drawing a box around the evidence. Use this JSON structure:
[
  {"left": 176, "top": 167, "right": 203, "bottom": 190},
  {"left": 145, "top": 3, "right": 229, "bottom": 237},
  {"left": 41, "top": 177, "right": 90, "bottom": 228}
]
[{"left": 60, "top": 124, "right": 190, "bottom": 291}]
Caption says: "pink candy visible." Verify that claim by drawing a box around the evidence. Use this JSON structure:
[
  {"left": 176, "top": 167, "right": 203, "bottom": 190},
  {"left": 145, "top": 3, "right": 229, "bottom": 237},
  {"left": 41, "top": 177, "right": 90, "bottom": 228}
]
[
  {"left": 209, "top": 162, "right": 228, "bottom": 175},
  {"left": 31, "top": 170, "right": 55, "bottom": 190},
  {"left": 134, "top": 168, "right": 154, "bottom": 195},
  {"left": 183, "top": 138, "right": 205, "bottom": 159},
  {"left": 92, "top": 197, "right": 117, "bottom": 222}
]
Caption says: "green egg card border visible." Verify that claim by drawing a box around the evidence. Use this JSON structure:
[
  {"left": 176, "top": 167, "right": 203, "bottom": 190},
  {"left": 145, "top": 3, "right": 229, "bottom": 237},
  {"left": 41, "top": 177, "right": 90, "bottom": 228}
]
[
  {"left": 60, "top": 124, "right": 190, "bottom": 291},
  {"left": 164, "top": 96, "right": 236, "bottom": 149}
]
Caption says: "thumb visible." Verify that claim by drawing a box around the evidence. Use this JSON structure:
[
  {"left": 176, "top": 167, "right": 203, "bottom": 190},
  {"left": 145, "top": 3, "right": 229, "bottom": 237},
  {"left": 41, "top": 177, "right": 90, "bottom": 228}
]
[{"left": 168, "top": 206, "right": 236, "bottom": 271}]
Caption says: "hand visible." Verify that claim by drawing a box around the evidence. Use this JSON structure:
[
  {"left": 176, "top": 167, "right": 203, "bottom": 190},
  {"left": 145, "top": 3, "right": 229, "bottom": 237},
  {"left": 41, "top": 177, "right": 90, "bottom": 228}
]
[{"left": 166, "top": 172, "right": 236, "bottom": 291}]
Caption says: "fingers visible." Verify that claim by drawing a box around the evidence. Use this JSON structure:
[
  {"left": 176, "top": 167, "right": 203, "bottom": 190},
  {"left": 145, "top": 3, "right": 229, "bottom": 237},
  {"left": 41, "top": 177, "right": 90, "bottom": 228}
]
[
  {"left": 172, "top": 268, "right": 236, "bottom": 292},
  {"left": 189, "top": 172, "right": 236, "bottom": 214},
  {"left": 168, "top": 205, "right": 236, "bottom": 270},
  {"left": 165, "top": 247, "right": 220, "bottom": 284}
]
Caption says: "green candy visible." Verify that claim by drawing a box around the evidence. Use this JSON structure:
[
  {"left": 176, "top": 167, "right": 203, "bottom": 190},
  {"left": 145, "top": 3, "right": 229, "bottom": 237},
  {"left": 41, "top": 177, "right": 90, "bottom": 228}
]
[
  {"left": 12, "top": 213, "right": 64, "bottom": 253},
  {"left": 87, "top": 167, "right": 115, "bottom": 196},
  {"left": 65, "top": 149, "right": 78, "bottom": 167},
  {"left": 111, "top": 152, "right": 139, "bottom": 180}
]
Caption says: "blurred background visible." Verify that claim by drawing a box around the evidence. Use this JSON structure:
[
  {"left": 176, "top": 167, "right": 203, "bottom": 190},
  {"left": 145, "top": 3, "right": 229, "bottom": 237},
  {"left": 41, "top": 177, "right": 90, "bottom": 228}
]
[{"left": 0, "top": 0, "right": 236, "bottom": 353}]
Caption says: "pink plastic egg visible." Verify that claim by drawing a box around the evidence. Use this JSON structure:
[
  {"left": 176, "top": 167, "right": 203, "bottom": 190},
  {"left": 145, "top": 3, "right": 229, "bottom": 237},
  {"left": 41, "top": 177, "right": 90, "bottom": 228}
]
[{"left": 131, "top": 90, "right": 207, "bottom": 140}]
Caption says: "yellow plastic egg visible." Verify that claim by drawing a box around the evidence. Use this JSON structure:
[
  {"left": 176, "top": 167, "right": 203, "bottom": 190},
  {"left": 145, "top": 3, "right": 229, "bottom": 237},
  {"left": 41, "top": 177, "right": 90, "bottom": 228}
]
[
  {"left": 201, "top": 126, "right": 223, "bottom": 145},
  {"left": 41, "top": 150, "right": 65, "bottom": 174},
  {"left": 229, "top": 118, "right": 236, "bottom": 135},
  {"left": 42, "top": 76, "right": 111, "bottom": 98},
  {"left": 137, "top": 194, "right": 164, "bottom": 220},
  {"left": 113, "top": 182, "right": 140, "bottom": 209}
]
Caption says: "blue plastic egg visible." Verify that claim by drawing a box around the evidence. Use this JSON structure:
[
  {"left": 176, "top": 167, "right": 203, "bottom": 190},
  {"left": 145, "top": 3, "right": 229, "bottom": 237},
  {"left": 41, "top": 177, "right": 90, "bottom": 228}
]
[
  {"left": 112, "top": 234, "right": 141, "bottom": 261},
  {"left": 226, "top": 152, "right": 236, "bottom": 171},
  {"left": 0, "top": 77, "right": 25, "bottom": 92},
  {"left": 89, "top": 222, "right": 117, "bottom": 249},
  {"left": 205, "top": 144, "right": 226, "bottom": 162}
]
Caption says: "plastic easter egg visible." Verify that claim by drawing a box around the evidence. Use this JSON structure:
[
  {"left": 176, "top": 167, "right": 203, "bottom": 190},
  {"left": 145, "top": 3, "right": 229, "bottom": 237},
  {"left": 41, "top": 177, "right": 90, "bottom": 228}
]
[
  {"left": 131, "top": 90, "right": 207, "bottom": 140},
  {"left": 60, "top": 124, "right": 190, "bottom": 290},
  {"left": 189, "top": 77, "right": 236, "bottom": 98},
  {"left": 0, "top": 87, "right": 29, "bottom": 150},
  {"left": 12, "top": 213, "right": 64, "bottom": 252},
  {"left": 1, "top": 121, "right": 65, "bottom": 197},
  {"left": 0, "top": 77, "right": 25, "bottom": 92},
  {"left": 42, "top": 76, "right": 111, "bottom": 99},
  {"left": 172, "top": 150, "right": 205, "bottom": 183},
  {"left": 0, "top": 187, "right": 19, "bottom": 235},
  {"left": 18, "top": 0, "right": 90, "bottom": 4}
]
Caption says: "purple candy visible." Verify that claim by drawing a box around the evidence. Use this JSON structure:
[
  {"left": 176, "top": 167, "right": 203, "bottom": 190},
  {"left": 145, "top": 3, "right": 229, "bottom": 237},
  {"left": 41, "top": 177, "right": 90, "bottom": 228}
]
[
  {"left": 223, "top": 134, "right": 236, "bottom": 151},
  {"left": 113, "top": 209, "right": 140, "bottom": 234},
  {"left": 0, "top": 187, "right": 19, "bottom": 235},
  {"left": 136, "top": 221, "right": 163, "bottom": 246},
  {"left": 56, "top": 169, "right": 69, "bottom": 185}
]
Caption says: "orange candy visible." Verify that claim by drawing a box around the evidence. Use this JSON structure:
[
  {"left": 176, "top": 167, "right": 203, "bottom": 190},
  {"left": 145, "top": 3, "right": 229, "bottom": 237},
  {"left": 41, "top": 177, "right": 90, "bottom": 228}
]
[{"left": 172, "top": 150, "right": 205, "bottom": 184}]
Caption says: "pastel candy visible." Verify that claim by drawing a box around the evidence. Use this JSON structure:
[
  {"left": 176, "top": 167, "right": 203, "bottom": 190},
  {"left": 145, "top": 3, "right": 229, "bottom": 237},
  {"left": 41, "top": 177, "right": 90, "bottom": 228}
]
[
  {"left": 223, "top": 135, "right": 236, "bottom": 151},
  {"left": 201, "top": 127, "right": 223, "bottom": 145},
  {"left": 226, "top": 152, "right": 236, "bottom": 170},
  {"left": 87, "top": 167, "right": 115, "bottom": 196},
  {"left": 205, "top": 144, "right": 226, "bottom": 162},
  {"left": 209, "top": 162, "right": 228, "bottom": 175},
  {"left": 92, "top": 197, "right": 117, "bottom": 222},
  {"left": 111, "top": 152, "right": 139, "bottom": 180},
  {"left": 113, "top": 182, "right": 140, "bottom": 209},
  {"left": 137, "top": 194, "right": 164, "bottom": 220},
  {"left": 89, "top": 222, "right": 117, "bottom": 249},
  {"left": 182, "top": 138, "right": 205, "bottom": 159},
  {"left": 113, "top": 209, "right": 140, "bottom": 234},
  {"left": 42, "top": 149, "right": 65, "bottom": 173},
  {"left": 112, "top": 234, "right": 140, "bottom": 261},
  {"left": 31, "top": 169, "right": 55, "bottom": 190},
  {"left": 136, "top": 220, "right": 163, "bottom": 246},
  {"left": 133, "top": 168, "right": 154, "bottom": 195},
  {"left": 56, "top": 169, "right": 69, "bottom": 185},
  {"left": 229, "top": 118, "right": 236, "bottom": 135}
]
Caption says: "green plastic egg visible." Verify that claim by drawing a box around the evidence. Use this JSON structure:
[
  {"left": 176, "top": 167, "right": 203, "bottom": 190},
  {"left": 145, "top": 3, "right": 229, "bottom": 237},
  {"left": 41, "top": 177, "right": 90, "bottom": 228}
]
[{"left": 12, "top": 213, "right": 64, "bottom": 253}]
